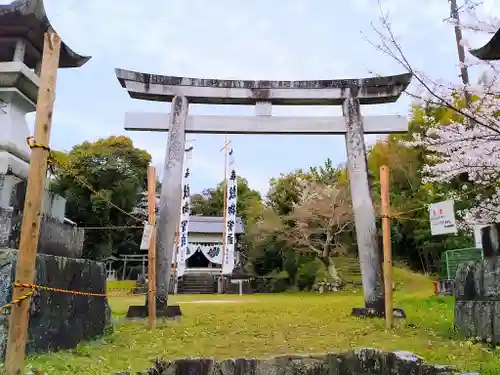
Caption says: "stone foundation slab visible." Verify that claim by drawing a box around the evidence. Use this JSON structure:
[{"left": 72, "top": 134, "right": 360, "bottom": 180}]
[{"left": 114, "top": 349, "right": 473, "bottom": 374}]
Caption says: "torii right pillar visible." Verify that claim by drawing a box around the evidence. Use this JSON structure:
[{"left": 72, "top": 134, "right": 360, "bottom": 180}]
[{"left": 343, "top": 87, "right": 384, "bottom": 313}]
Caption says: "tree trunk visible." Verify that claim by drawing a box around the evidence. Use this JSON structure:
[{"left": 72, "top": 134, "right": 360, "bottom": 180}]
[{"left": 320, "top": 256, "right": 339, "bottom": 280}]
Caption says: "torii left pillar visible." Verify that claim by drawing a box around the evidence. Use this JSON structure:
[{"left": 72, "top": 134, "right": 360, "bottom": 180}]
[{"left": 156, "top": 96, "right": 188, "bottom": 306}]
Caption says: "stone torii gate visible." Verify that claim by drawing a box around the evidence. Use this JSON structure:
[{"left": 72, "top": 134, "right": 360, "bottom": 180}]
[{"left": 115, "top": 70, "right": 412, "bottom": 314}]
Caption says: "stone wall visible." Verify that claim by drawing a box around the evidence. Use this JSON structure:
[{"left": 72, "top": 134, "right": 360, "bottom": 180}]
[
  {"left": 0, "top": 249, "right": 111, "bottom": 359},
  {"left": 0, "top": 208, "right": 84, "bottom": 258},
  {"left": 38, "top": 217, "right": 84, "bottom": 258},
  {"left": 0, "top": 174, "right": 84, "bottom": 258},
  {"left": 115, "top": 349, "right": 472, "bottom": 375},
  {"left": 0, "top": 206, "right": 13, "bottom": 247},
  {"left": 455, "top": 256, "right": 500, "bottom": 344}
]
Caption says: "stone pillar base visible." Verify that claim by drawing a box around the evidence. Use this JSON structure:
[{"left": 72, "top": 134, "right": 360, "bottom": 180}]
[{"left": 351, "top": 307, "right": 406, "bottom": 319}]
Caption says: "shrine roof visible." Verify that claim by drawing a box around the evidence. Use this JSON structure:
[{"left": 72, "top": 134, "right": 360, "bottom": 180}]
[
  {"left": 115, "top": 68, "right": 412, "bottom": 105},
  {"left": 469, "top": 27, "right": 500, "bottom": 60},
  {"left": 0, "top": 0, "right": 91, "bottom": 68},
  {"left": 189, "top": 216, "right": 244, "bottom": 234}
]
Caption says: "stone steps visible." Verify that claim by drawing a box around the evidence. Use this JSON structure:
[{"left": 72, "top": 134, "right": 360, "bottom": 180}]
[{"left": 177, "top": 275, "right": 217, "bottom": 294}]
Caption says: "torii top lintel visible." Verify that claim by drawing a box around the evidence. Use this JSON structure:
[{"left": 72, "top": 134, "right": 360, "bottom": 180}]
[
  {"left": 115, "top": 68, "right": 412, "bottom": 106},
  {"left": 0, "top": 0, "right": 91, "bottom": 69},
  {"left": 469, "top": 27, "right": 500, "bottom": 61}
]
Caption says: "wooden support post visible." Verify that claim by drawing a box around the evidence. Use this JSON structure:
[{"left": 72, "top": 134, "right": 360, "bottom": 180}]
[
  {"left": 380, "top": 165, "right": 393, "bottom": 329},
  {"left": 4, "top": 30, "right": 62, "bottom": 375},
  {"left": 122, "top": 256, "right": 127, "bottom": 281},
  {"left": 147, "top": 166, "right": 157, "bottom": 329}
]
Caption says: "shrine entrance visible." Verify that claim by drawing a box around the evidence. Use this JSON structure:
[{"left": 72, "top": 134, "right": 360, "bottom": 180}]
[
  {"left": 186, "top": 248, "right": 210, "bottom": 268},
  {"left": 116, "top": 69, "right": 412, "bottom": 314}
]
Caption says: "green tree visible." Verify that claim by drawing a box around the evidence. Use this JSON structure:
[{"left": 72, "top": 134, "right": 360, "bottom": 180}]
[
  {"left": 51, "top": 136, "right": 152, "bottom": 260},
  {"left": 309, "top": 158, "right": 342, "bottom": 185},
  {"left": 266, "top": 169, "right": 312, "bottom": 216},
  {"left": 190, "top": 176, "right": 262, "bottom": 225}
]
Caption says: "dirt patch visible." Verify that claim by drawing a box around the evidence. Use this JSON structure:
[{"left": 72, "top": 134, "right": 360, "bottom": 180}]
[{"left": 179, "top": 300, "right": 252, "bottom": 304}]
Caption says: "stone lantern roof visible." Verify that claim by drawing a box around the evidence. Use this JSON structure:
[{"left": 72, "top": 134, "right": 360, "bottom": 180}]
[
  {"left": 469, "top": 27, "right": 500, "bottom": 61},
  {"left": 0, "top": 0, "right": 91, "bottom": 69}
]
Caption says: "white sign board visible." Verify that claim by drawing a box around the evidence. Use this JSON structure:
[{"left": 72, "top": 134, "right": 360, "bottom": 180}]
[
  {"left": 140, "top": 223, "right": 154, "bottom": 249},
  {"left": 429, "top": 200, "right": 457, "bottom": 236}
]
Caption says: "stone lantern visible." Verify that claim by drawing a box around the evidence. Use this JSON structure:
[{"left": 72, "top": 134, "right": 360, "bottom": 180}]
[
  {"left": 0, "top": 1, "right": 113, "bottom": 361},
  {"left": 0, "top": 0, "right": 90, "bottom": 251}
]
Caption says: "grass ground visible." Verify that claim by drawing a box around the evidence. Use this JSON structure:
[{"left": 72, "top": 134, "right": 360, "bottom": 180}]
[{"left": 25, "top": 270, "right": 500, "bottom": 375}]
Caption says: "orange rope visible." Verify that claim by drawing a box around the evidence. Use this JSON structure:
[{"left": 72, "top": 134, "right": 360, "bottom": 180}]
[
  {"left": 0, "top": 291, "right": 35, "bottom": 312},
  {"left": 14, "top": 282, "right": 146, "bottom": 298}
]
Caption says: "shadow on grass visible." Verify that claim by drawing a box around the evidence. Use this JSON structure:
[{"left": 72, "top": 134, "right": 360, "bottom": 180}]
[{"left": 397, "top": 295, "right": 469, "bottom": 341}]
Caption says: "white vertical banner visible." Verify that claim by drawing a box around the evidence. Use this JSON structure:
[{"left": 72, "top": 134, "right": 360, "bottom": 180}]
[
  {"left": 222, "top": 149, "right": 237, "bottom": 275},
  {"left": 176, "top": 147, "right": 193, "bottom": 277}
]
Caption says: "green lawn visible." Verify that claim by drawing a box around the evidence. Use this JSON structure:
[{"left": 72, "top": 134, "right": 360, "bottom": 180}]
[{"left": 25, "top": 271, "right": 500, "bottom": 374}]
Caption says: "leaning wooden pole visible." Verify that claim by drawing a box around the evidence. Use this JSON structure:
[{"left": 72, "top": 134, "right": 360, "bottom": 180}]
[
  {"left": 449, "top": 0, "right": 471, "bottom": 107},
  {"left": 5, "top": 30, "right": 62, "bottom": 375},
  {"left": 380, "top": 165, "right": 393, "bottom": 329},
  {"left": 147, "top": 166, "right": 157, "bottom": 330}
]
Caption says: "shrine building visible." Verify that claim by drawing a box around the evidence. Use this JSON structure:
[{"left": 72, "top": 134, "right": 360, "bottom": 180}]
[{"left": 179, "top": 216, "right": 244, "bottom": 274}]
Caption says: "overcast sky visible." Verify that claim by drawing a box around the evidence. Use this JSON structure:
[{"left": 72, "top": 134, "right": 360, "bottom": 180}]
[{"left": 3, "top": 0, "right": 498, "bottom": 196}]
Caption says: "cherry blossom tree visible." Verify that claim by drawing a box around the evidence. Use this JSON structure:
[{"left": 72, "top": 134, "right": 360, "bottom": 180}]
[
  {"left": 254, "top": 179, "right": 354, "bottom": 279},
  {"left": 367, "top": 0, "right": 500, "bottom": 227}
]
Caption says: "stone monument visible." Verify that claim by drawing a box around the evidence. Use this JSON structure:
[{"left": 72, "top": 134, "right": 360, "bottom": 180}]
[
  {"left": 116, "top": 69, "right": 411, "bottom": 317},
  {"left": 0, "top": 0, "right": 110, "bottom": 359}
]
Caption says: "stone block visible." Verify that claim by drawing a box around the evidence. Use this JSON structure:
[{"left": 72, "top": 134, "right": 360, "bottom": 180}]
[
  {"left": 493, "top": 302, "right": 500, "bottom": 343},
  {"left": 115, "top": 349, "right": 468, "bottom": 374},
  {"left": 455, "top": 257, "right": 500, "bottom": 300},
  {"left": 0, "top": 249, "right": 111, "bottom": 359},
  {"left": 454, "top": 256, "right": 500, "bottom": 344},
  {"left": 476, "top": 302, "right": 493, "bottom": 340},
  {"left": 455, "top": 301, "right": 477, "bottom": 338}
]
